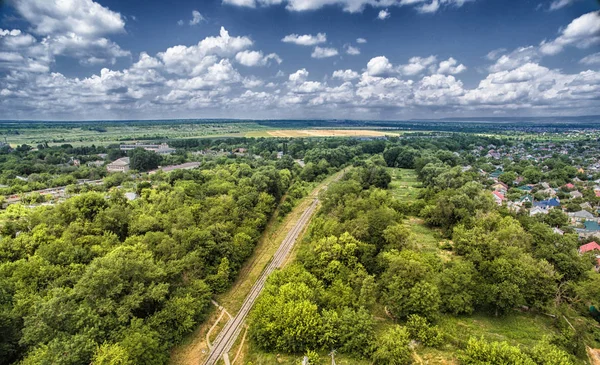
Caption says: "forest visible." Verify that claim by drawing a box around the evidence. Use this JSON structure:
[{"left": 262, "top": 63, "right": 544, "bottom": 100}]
[{"left": 1, "top": 133, "right": 600, "bottom": 364}]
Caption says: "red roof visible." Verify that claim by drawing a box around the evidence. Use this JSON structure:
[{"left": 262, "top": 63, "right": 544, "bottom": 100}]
[
  {"left": 595, "top": 191, "right": 600, "bottom": 198},
  {"left": 492, "top": 191, "right": 505, "bottom": 200},
  {"left": 564, "top": 183, "right": 575, "bottom": 189},
  {"left": 579, "top": 241, "right": 600, "bottom": 254}
]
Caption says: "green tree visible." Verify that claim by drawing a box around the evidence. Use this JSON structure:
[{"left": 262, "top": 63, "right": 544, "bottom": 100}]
[{"left": 372, "top": 326, "right": 412, "bottom": 365}]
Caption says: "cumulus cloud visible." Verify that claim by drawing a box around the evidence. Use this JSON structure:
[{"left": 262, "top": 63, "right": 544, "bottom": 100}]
[
  {"left": 158, "top": 27, "right": 252, "bottom": 75},
  {"left": 235, "top": 50, "right": 282, "bottom": 66},
  {"left": 281, "top": 33, "right": 326, "bottom": 46},
  {"left": 6, "top": 0, "right": 129, "bottom": 66},
  {"left": 580, "top": 52, "right": 600, "bottom": 66},
  {"left": 332, "top": 69, "right": 360, "bottom": 81},
  {"left": 356, "top": 38, "right": 367, "bottom": 43},
  {"left": 189, "top": 10, "right": 206, "bottom": 25},
  {"left": 345, "top": 45, "right": 360, "bottom": 55},
  {"left": 437, "top": 57, "right": 466, "bottom": 74},
  {"left": 399, "top": 55, "right": 437, "bottom": 75},
  {"left": 10, "top": 0, "right": 125, "bottom": 37},
  {"left": 289, "top": 68, "right": 309, "bottom": 83},
  {"left": 539, "top": 11, "right": 600, "bottom": 55},
  {"left": 367, "top": 56, "right": 394, "bottom": 76},
  {"left": 378, "top": 9, "right": 391, "bottom": 19},
  {"left": 311, "top": 46, "right": 338, "bottom": 58}
]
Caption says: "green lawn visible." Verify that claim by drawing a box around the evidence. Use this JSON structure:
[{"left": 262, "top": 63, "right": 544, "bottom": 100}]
[{"left": 388, "top": 168, "right": 422, "bottom": 203}]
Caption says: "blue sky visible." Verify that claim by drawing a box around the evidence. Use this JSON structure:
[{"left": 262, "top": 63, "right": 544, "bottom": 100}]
[{"left": 0, "top": 0, "right": 599, "bottom": 120}]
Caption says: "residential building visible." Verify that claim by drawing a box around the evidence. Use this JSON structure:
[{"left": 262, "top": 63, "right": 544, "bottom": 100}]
[
  {"left": 119, "top": 143, "right": 175, "bottom": 155},
  {"left": 107, "top": 157, "right": 130, "bottom": 172}
]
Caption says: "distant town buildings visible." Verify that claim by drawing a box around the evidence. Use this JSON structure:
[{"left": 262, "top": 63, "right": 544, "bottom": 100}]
[
  {"left": 107, "top": 157, "right": 130, "bottom": 172},
  {"left": 119, "top": 143, "right": 175, "bottom": 155}
]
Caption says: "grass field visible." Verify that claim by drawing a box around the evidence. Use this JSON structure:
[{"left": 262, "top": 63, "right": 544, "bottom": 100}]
[{"left": 388, "top": 168, "right": 422, "bottom": 202}]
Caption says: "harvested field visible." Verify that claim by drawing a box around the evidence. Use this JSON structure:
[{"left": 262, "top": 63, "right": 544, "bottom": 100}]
[{"left": 267, "top": 129, "right": 394, "bottom": 137}]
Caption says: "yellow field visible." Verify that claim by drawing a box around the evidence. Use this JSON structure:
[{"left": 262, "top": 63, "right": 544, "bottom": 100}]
[{"left": 267, "top": 129, "right": 395, "bottom": 138}]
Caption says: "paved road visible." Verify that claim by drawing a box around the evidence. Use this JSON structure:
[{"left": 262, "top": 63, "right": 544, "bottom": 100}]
[{"left": 203, "top": 198, "right": 320, "bottom": 365}]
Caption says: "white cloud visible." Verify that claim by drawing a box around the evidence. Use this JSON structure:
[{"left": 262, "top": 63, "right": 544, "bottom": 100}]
[
  {"left": 399, "top": 55, "right": 437, "bottom": 76},
  {"left": 580, "top": 52, "right": 600, "bottom": 66},
  {"left": 378, "top": 9, "right": 391, "bottom": 20},
  {"left": 6, "top": 0, "right": 129, "bottom": 66},
  {"left": 10, "top": 0, "right": 125, "bottom": 37},
  {"left": 222, "top": 0, "right": 475, "bottom": 14},
  {"left": 345, "top": 45, "right": 360, "bottom": 55},
  {"left": 311, "top": 46, "right": 338, "bottom": 58},
  {"left": 289, "top": 68, "right": 309, "bottom": 83},
  {"left": 367, "top": 56, "right": 394, "bottom": 76},
  {"left": 539, "top": 11, "right": 600, "bottom": 55},
  {"left": 281, "top": 33, "right": 326, "bottom": 46},
  {"left": 189, "top": 10, "right": 206, "bottom": 25},
  {"left": 488, "top": 46, "right": 539, "bottom": 72},
  {"left": 235, "top": 50, "right": 282, "bottom": 66},
  {"left": 332, "top": 69, "right": 360, "bottom": 81},
  {"left": 418, "top": 0, "right": 440, "bottom": 13},
  {"left": 437, "top": 57, "right": 466, "bottom": 74},
  {"left": 548, "top": 0, "right": 580, "bottom": 11},
  {"left": 158, "top": 27, "right": 252, "bottom": 75},
  {"left": 356, "top": 38, "right": 367, "bottom": 43}
]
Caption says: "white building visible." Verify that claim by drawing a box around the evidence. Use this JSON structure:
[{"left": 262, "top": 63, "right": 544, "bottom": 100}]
[{"left": 106, "top": 157, "right": 130, "bottom": 172}]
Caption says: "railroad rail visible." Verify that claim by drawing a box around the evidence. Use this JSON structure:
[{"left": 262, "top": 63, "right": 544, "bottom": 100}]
[{"left": 203, "top": 198, "right": 319, "bottom": 365}]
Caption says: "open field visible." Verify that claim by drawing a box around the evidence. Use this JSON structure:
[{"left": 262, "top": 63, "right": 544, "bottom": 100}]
[
  {"left": 388, "top": 168, "right": 422, "bottom": 202},
  {"left": 267, "top": 129, "right": 396, "bottom": 138}
]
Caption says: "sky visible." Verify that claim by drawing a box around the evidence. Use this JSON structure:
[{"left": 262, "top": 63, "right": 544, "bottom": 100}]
[{"left": 0, "top": 0, "right": 599, "bottom": 121}]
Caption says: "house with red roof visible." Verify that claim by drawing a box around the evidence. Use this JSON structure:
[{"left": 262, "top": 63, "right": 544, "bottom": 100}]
[
  {"left": 492, "top": 191, "right": 505, "bottom": 206},
  {"left": 564, "top": 183, "right": 575, "bottom": 190},
  {"left": 579, "top": 241, "right": 600, "bottom": 254}
]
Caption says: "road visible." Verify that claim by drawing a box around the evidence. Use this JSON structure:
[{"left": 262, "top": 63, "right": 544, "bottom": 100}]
[{"left": 203, "top": 197, "right": 320, "bottom": 365}]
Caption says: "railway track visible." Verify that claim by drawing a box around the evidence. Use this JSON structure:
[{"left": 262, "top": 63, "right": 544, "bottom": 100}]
[{"left": 203, "top": 198, "right": 320, "bottom": 365}]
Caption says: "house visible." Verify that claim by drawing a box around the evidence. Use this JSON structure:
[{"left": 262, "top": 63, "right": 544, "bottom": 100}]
[
  {"left": 581, "top": 202, "right": 593, "bottom": 210},
  {"left": 519, "top": 195, "right": 534, "bottom": 204},
  {"left": 517, "top": 185, "right": 533, "bottom": 192},
  {"left": 553, "top": 227, "right": 564, "bottom": 235},
  {"left": 564, "top": 183, "right": 576, "bottom": 190},
  {"left": 539, "top": 188, "right": 557, "bottom": 197},
  {"left": 570, "top": 191, "right": 583, "bottom": 199},
  {"left": 579, "top": 241, "right": 600, "bottom": 254},
  {"left": 492, "top": 191, "right": 505, "bottom": 206},
  {"left": 534, "top": 198, "right": 560, "bottom": 209},
  {"left": 106, "top": 157, "right": 130, "bottom": 172},
  {"left": 575, "top": 221, "right": 600, "bottom": 239},
  {"left": 490, "top": 169, "right": 503, "bottom": 179},
  {"left": 276, "top": 151, "right": 284, "bottom": 159},
  {"left": 125, "top": 192, "right": 138, "bottom": 201},
  {"left": 568, "top": 210, "right": 596, "bottom": 223},
  {"left": 530, "top": 206, "right": 549, "bottom": 216},
  {"left": 541, "top": 182, "right": 551, "bottom": 189},
  {"left": 492, "top": 182, "right": 508, "bottom": 192}
]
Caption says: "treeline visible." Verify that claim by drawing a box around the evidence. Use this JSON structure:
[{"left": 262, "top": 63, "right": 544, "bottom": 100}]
[{"left": 0, "top": 163, "right": 292, "bottom": 364}]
